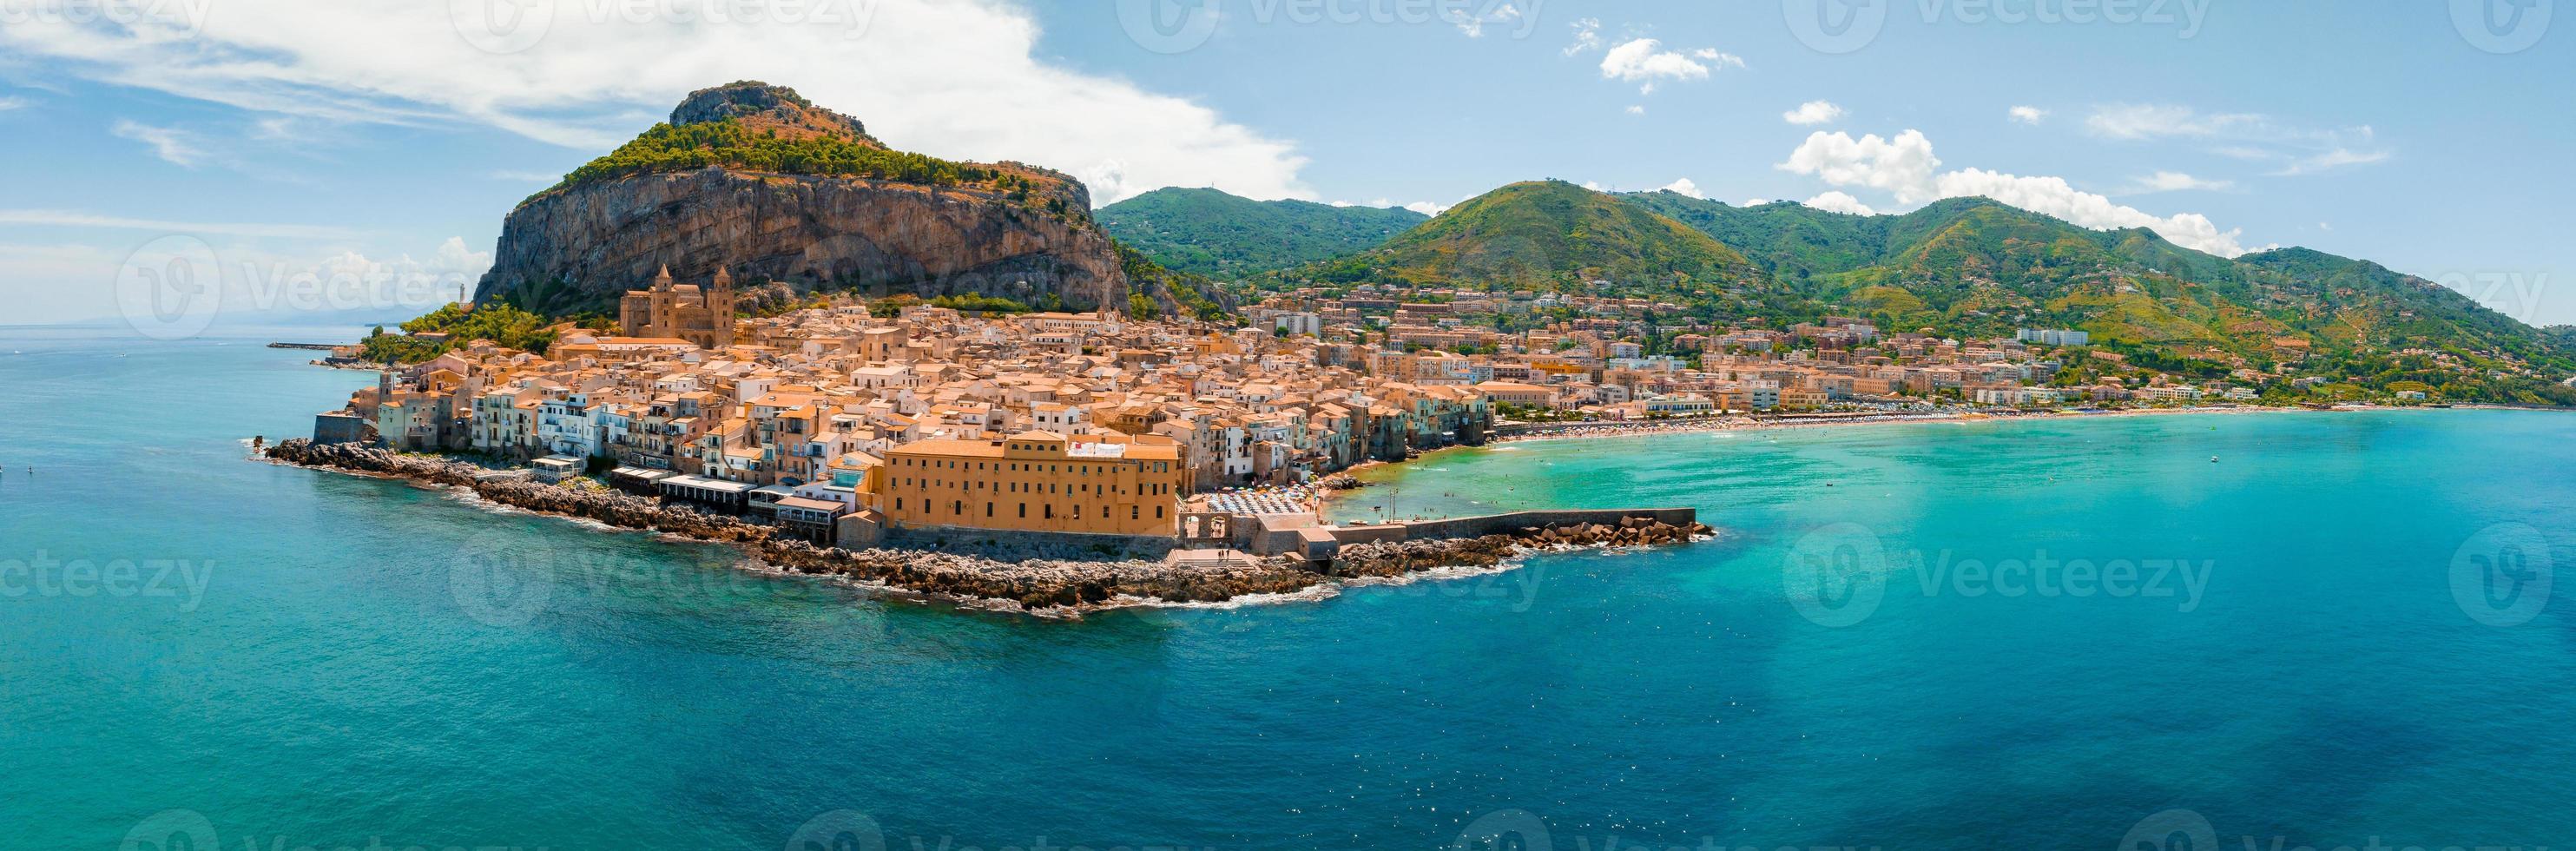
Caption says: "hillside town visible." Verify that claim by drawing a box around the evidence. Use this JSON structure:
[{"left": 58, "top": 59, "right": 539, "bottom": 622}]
[{"left": 318, "top": 269, "right": 2285, "bottom": 547}]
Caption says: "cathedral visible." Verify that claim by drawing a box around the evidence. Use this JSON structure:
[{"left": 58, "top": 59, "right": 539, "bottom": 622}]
[{"left": 618, "top": 265, "right": 738, "bottom": 349}]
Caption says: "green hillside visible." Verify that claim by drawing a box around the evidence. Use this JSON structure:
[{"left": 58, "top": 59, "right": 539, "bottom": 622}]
[
  {"left": 1285, "top": 180, "right": 1757, "bottom": 295},
  {"left": 1097, "top": 188, "right": 1426, "bottom": 277},
  {"left": 1620, "top": 192, "right": 2576, "bottom": 402}
]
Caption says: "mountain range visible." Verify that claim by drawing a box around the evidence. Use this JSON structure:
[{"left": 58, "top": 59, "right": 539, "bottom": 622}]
[{"left": 1100, "top": 180, "right": 2576, "bottom": 404}]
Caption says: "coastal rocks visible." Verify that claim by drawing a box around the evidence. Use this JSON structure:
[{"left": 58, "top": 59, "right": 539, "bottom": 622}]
[
  {"left": 1328, "top": 518, "right": 1713, "bottom": 578},
  {"left": 1316, "top": 474, "right": 1367, "bottom": 491},
  {"left": 263, "top": 439, "right": 774, "bottom": 543},
  {"left": 758, "top": 541, "right": 1320, "bottom": 610}
]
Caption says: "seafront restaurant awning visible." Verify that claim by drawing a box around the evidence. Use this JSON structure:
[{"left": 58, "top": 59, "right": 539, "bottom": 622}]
[
  {"left": 657, "top": 474, "right": 756, "bottom": 507},
  {"left": 609, "top": 467, "right": 675, "bottom": 491}
]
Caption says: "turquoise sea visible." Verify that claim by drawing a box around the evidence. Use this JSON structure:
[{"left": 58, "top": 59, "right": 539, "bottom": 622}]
[{"left": 4, "top": 327, "right": 2574, "bottom": 850}]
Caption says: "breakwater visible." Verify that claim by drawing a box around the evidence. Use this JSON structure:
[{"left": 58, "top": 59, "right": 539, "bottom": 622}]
[{"left": 262, "top": 439, "right": 1710, "bottom": 613}]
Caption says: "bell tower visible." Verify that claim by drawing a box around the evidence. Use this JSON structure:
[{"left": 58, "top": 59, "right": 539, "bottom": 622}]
[{"left": 708, "top": 267, "right": 737, "bottom": 348}]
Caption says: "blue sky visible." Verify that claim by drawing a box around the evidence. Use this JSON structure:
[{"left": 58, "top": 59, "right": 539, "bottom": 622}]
[{"left": 0, "top": 0, "right": 2566, "bottom": 329}]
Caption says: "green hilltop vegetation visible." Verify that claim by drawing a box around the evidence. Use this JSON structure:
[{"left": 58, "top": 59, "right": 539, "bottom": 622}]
[
  {"left": 542, "top": 122, "right": 1026, "bottom": 200},
  {"left": 522, "top": 81, "right": 1089, "bottom": 221},
  {"left": 357, "top": 303, "right": 561, "bottom": 364},
  {"left": 1097, "top": 187, "right": 1426, "bottom": 277},
  {"left": 1280, "top": 180, "right": 1758, "bottom": 297}
]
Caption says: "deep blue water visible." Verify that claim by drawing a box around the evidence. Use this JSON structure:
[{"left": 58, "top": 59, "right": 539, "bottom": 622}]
[{"left": 4, "top": 328, "right": 2573, "bottom": 851}]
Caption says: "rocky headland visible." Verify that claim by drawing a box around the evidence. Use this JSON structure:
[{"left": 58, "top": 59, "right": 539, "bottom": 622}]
[{"left": 263, "top": 439, "right": 1710, "bottom": 615}]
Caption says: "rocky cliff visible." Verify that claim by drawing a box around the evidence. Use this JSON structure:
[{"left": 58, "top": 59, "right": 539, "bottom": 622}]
[{"left": 476, "top": 82, "right": 1130, "bottom": 315}]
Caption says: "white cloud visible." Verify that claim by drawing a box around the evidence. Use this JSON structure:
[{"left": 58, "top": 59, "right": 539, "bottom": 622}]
[
  {"left": 1741, "top": 198, "right": 1771, "bottom": 207},
  {"left": 1778, "top": 129, "right": 2250, "bottom": 256},
  {"left": 1657, "top": 177, "right": 1706, "bottom": 199},
  {"left": 1598, "top": 38, "right": 1736, "bottom": 94},
  {"left": 2008, "top": 105, "right": 2046, "bottom": 125},
  {"left": 1691, "top": 48, "right": 1747, "bottom": 68},
  {"left": 1581, "top": 180, "right": 1609, "bottom": 192},
  {"left": 2125, "top": 171, "right": 2234, "bottom": 194},
  {"left": 2085, "top": 103, "right": 2390, "bottom": 178},
  {"left": 2085, "top": 103, "right": 2263, "bottom": 140},
  {"left": 2272, "top": 148, "right": 2391, "bottom": 176},
  {"left": 110, "top": 120, "right": 203, "bottom": 166},
  {"left": 1448, "top": 3, "right": 1520, "bottom": 37},
  {"left": 1564, "top": 17, "right": 1604, "bottom": 56},
  {"left": 1625, "top": 104, "right": 1646, "bottom": 115},
  {"left": 1782, "top": 100, "right": 1846, "bottom": 126},
  {"left": 0, "top": 96, "right": 29, "bottom": 111},
  {"left": 1329, "top": 198, "right": 1453, "bottom": 217},
  {"left": 1802, "top": 191, "right": 1877, "bottom": 215},
  {"left": 1776, "top": 129, "right": 1943, "bottom": 204},
  {"left": 2316, "top": 221, "right": 2333, "bottom": 232},
  {"left": 1, "top": 0, "right": 1312, "bottom": 205},
  {"left": 0, "top": 208, "right": 365, "bottom": 240}
]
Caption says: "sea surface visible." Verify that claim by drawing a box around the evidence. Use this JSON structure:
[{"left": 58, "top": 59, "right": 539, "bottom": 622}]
[{"left": 4, "top": 327, "right": 2575, "bottom": 850}]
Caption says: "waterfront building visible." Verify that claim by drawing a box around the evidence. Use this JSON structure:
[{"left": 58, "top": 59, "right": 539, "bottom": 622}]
[{"left": 875, "top": 431, "right": 1187, "bottom": 538}]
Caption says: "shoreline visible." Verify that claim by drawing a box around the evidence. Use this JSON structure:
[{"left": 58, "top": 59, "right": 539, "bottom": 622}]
[
  {"left": 1322, "top": 404, "right": 2365, "bottom": 519},
  {"left": 258, "top": 439, "right": 1708, "bottom": 617},
  {"left": 1486, "top": 403, "right": 2316, "bottom": 445}
]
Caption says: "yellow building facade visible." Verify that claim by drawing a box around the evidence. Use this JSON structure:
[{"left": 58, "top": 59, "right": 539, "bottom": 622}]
[{"left": 873, "top": 431, "right": 1188, "bottom": 538}]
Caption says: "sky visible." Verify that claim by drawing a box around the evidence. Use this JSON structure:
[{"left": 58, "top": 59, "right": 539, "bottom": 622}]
[{"left": 0, "top": 0, "right": 2566, "bottom": 331}]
